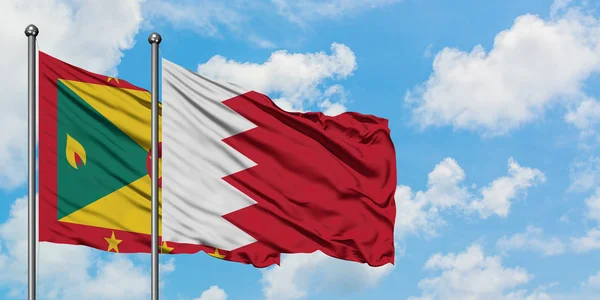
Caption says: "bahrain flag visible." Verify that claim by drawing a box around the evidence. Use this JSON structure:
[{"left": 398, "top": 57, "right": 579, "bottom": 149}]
[{"left": 161, "top": 59, "right": 397, "bottom": 267}]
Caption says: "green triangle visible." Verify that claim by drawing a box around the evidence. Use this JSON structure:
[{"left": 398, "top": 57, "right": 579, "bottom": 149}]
[{"left": 56, "top": 80, "right": 149, "bottom": 220}]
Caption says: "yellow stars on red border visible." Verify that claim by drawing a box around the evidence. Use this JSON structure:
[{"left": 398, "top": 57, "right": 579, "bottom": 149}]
[
  {"left": 104, "top": 231, "right": 122, "bottom": 252},
  {"left": 208, "top": 248, "right": 226, "bottom": 259},
  {"left": 160, "top": 241, "right": 174, "bottom": 254},
  {"left": 106, "top": 77, "right": 119, "bottom": 84}
]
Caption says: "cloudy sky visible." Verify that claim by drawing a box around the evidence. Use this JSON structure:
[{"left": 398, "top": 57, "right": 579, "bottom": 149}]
[{"left": 1, "top": 0, "right": 600, "bottom": 299}]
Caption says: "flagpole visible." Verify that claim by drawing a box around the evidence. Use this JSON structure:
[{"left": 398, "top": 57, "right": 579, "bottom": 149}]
[
  {"left": 25, "top": 24, "right": 39, "bottom": 300},
  {"left": 149, "top": 32, "right": 162, "bottom": 300}
]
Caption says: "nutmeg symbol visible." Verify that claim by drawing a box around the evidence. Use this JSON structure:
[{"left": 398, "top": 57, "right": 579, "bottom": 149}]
[{"left": 66, "top": 133, "right": 86, "bottom": 169}]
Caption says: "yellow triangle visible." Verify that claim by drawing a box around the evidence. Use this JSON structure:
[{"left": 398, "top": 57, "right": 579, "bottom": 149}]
[
  {"left": 59, "top": 79, "right": 162, "bottom": 151},
  {"left": 59, "top": 175, "right": 162, "bottom": 235}
]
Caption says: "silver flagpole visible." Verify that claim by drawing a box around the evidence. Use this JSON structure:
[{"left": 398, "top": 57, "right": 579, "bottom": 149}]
[
  {"left": 148, "top": 32, "right": 162, "bottom": 300},
  {"left": 25, "top": 24, "right": 38, "bottom": 300}
]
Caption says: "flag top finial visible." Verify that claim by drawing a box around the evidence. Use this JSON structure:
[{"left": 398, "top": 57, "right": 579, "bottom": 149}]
[
  {"left": 24, "top": 24, "right": 39, "bottom": 37},
  {"left": 148, "top": 32, "right": 162, "bottom": 44}
]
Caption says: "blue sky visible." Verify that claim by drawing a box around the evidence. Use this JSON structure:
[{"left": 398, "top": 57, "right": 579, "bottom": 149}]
[{"left": 1, "top": 0, "right": 600, "bottom": 299}]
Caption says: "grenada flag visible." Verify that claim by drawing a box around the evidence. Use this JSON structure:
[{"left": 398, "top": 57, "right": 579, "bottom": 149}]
[{"left": 38, "top": 52, "right": 278, "bottom": 267}]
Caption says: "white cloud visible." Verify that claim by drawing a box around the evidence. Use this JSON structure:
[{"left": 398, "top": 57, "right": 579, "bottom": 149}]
[
  {"left": 468, "top": 158, "right": 546, "bottom": 219},
  {"left": 394, "top": 184, "right": 445, "bottom": 238},
  {"left": 318, "top": 85, "right": 348, "bottom": 116},
  {"left": 197, "top": 43, "right": 356, "bottom": 112},
  {"left": 319, "top": 99, "right": 347, "bottom": 116},
  {"left": 272, "top": 98, "right": 304, "bottom": 113},
  {"left": 570, "top": 186, "right": 600, "bottom": 253},
  {"left": 504, "top": 289, "right": 553, "bottom": 300},
  {"left": 582, "top": 270, "right": 600, "bottom": 290},
  {"left": 571, "top": 228, "right": 600, "bottom": 253},
  {"left": 395, "top": 157, "right": 545, "bottom": 238},
  {"left": 260, "top": 251, "right": 394, "bottom": 300},
  {"left": 0, "top": 196, "right": 169, "bottom": 299},
  {"left": 424, "top": 44, "right": 434, "bottom": 58},
  {"left": 565, "top": 98, "right": 600, "bottom": 137},
  {"left": 394, "top": 158, "right": 467, "bottom": 238},
  {"left": 272, "top": 0, "right": 401, "bottom": 25},
  {"left": 194, "top": 285, "right": 228, "bottom": 300},
  {"left": 406, "top": 4, "right": 600, "bottom": 135},
  {"left": 550, "top": 0, "right": 575, "bottom": 17},
  {"left": 63, "top": 256, "right": 150, "bottom": 300},
  {"left": 418, "top": 157, "right": 470, "bottom": 209},
  {"left": 535, "top": 272, "right": 600, "bottom": 299},
  {"left": 0, "top": 0, "right": 145, "bottom": 189},
  {"left": 160, "top": 257, "right": 176, "bottom": 273},
  {"left": 569, "top": 157, "right": 600, "bottom": 192},
  {"left": 143, "top": 0, "right": 244, "bottom": 37},
  {"left": 585, "top": 188, "right": 600, "bottom": 222},
  {"left": 496, "top": 226, "right": 566, "bottom": 257},
  {"left": 143, "top": 0, "right": 277, "bottom": 49},
  {"left": 248, "top": 36, "right": 278, "bottom": 49},
  {"left": 409, "top": 244, "right": 539, "bottom": 300}
]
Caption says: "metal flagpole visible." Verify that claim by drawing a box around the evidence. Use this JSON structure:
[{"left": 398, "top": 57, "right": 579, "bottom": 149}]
[
  {"left": 25, "top": 24, "right": 39, "bottom": 300},
  {"left": 149, "top": 32, "right": 162, "bottom": 300}
]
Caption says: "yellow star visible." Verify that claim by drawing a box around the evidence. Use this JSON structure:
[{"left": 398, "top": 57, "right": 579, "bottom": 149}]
[
  {"left": 160, "top": 241, "right": 174, "bottom": 254},
  {"left": 107, "top": 77, "right": 119, "bottom": 84},
  {"left": 104, "top": 231, "right": 122, "bottom": 253},
  {"left": 208, "top": 248, "right": 226, "bottom": 259}
]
